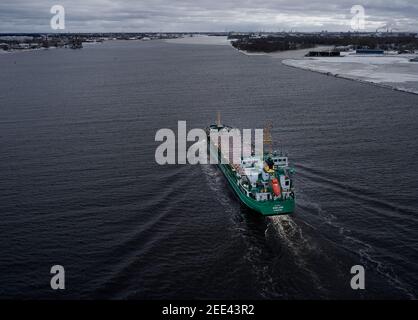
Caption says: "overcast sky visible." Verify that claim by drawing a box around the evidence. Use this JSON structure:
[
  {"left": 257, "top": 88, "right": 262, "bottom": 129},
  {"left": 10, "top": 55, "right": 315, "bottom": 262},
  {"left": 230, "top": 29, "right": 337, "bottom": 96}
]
[{"left": 1, "top": 0, "right": 417, "bottom": 33}]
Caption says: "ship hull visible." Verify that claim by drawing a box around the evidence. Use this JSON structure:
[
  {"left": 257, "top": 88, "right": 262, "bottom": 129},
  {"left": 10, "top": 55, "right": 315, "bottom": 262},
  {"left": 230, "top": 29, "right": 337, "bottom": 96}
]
[{"left": 207, "top": 128, "right": 295, "bottom": 216}]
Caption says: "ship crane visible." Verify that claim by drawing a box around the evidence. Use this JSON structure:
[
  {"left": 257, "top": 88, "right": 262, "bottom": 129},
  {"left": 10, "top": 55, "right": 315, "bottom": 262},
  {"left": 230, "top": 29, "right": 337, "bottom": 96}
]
[{"left": 263, "top": 121, "right": 273, "bottom": 154}]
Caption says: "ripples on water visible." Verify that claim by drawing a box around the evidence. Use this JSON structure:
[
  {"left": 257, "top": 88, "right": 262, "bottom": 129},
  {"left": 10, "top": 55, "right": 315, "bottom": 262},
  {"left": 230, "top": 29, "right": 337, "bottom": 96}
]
[{"left": 0, "top": 40, "right": 417, "bottom": 299}]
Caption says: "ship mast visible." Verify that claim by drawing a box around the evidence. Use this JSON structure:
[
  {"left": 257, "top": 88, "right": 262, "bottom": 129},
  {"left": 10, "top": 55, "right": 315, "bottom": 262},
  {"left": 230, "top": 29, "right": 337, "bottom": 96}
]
[{"left": 264, "top": 121, "right": 273, "bottom": 154}]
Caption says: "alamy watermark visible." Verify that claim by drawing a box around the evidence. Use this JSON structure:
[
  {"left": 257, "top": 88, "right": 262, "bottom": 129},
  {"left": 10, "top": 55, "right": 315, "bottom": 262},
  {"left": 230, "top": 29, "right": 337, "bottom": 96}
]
[
  {"left": 50, "top": 265, "right": 65, "bottom": 290},
  {"left": 350, "top": 265, "right": 365, "bottom": 290},
  {"left": 350, "top": 5, "right": 366, "bottom": 31},
  {"left": 155, "top": 121, "right": 264, "bottom": 165},
  {"left": 50, "top": 5, "right": 65, "bottom": 30}
]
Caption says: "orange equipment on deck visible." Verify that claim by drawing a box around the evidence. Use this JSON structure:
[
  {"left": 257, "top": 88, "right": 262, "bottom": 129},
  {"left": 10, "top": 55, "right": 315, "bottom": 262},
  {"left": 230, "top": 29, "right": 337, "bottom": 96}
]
[{"left": 271, "top": 178, "right": 281, "bottom": 196}]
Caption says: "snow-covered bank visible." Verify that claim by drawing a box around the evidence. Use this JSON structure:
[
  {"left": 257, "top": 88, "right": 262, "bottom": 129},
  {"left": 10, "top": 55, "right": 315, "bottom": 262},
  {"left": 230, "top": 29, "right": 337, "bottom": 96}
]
[{"left": 282, "top": 53, "right": 418, "bottom": 95}]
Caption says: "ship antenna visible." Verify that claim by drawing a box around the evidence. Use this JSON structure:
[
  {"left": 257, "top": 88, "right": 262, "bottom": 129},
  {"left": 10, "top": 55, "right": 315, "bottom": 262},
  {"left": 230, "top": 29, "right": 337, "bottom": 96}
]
[
  {"left": 263, "top": 121, "right": 273, "bottom": 154},
  {"left": 217, "top": 111, "right": 221, "bottom": 127}
]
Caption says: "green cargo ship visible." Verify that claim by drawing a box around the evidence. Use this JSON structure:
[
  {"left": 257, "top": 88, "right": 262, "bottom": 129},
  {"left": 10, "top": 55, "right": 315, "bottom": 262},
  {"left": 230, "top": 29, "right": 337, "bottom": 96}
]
[{"left": 207, "top": 118, "right": 295, "bottom": 216}]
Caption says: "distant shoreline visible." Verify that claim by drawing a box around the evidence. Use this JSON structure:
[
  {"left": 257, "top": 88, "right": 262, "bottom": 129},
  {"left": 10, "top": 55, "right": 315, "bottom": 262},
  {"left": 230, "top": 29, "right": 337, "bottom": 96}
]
[
  {"left": 228, "top": 38, "right": 418, "bottom": 95},
  {"left": 5, "top": 35, "right": 418, "bottom": 96},
  {"left": 232, "top": 43, "right": 418, "bottom": 95}
]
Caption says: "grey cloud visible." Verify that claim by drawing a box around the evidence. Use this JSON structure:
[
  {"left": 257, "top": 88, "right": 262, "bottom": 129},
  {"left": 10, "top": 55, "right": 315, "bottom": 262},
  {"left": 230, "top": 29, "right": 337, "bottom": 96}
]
[{"left": 0, "top": 0, "right": 417, "bottom": 32}]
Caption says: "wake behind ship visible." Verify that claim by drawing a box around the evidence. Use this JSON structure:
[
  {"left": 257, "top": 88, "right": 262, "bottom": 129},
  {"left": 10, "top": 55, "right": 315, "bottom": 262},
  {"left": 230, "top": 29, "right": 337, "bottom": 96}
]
[{"left": 206, "top": 117, "right": 295, "bottom": 216}]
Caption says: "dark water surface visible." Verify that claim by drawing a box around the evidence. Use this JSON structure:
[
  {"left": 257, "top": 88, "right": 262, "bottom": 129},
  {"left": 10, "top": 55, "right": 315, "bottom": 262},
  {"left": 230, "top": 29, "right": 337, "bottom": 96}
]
[{"left": 0, "top": 40, "right": 417, "bottom": 299}]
